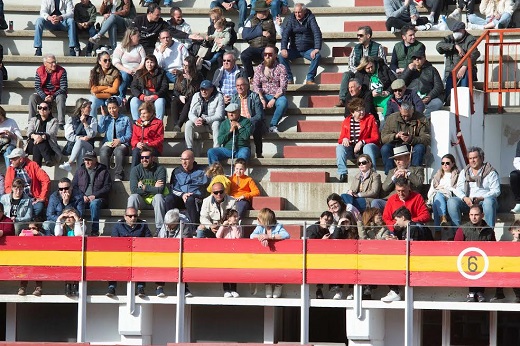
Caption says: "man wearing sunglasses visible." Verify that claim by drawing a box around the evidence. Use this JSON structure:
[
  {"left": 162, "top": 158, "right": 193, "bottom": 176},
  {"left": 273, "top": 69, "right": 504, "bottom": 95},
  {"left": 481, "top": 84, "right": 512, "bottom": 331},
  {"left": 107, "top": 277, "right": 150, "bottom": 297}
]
[
  {"left": 43, "top": 177, "right": 84, "bottom": 235},
  {"left": 212, "top": 52, "right": 244, "bottom": 106},
  {"left": 198, "top": 182, "right": 237, "bottom": 238},
  {"left": 127, "top": 149, "right": 167, "bottom": 233},
  {"left": 385, "top": 78, "right": 424, "bottom": 118}
]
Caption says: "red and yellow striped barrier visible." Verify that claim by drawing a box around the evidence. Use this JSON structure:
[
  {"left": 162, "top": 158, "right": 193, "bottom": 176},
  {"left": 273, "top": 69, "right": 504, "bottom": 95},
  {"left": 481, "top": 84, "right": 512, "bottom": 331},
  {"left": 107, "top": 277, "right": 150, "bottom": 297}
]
[{"left": 0, "top": 238, "right": 518, "bottom": 287}]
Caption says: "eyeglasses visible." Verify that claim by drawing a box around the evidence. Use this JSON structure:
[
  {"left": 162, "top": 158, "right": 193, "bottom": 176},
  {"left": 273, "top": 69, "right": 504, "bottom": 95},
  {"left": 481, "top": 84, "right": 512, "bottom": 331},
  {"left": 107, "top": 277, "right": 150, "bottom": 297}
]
[
  {"left": 58, "top": 187, "right": 70, "bottom": 191},
  {"left": 45, "top": 60, "right": 56, "bottom": 65},
  {"left": 358, "top": 161, "right": 368, "bottom": 166},
  {"left": 102, "top": 58, "right": 111, "bottom": 63},
  {"left": 140, "top": 155, "right": 151, "bottom": 160},
  {"left": 263, "top": 52, "right": 274, "bottom": 57},
  {"left": 212, "top": 190, "right": 225, "bottom": 195},
  {"left": 357, "top": 34, "right": 364, "bottom": 38},
  {"left": 126, "top": 214, "right": 138, "bottom": 218},
  {"left": 441, "top": 161, "right": 452, "bottom": 165},
  {"left": 37, "top": 106, "right": 49, "bottom": 110}
]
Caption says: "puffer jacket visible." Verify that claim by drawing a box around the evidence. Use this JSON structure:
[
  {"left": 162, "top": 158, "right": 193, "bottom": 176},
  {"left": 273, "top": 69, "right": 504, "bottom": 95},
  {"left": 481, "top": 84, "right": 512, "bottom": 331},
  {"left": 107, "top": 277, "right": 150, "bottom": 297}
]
[
  {"left": 188, "top": 89, "right": 225, "bottom": 124},
  {"left": 281, "top": 9, "right": 322, "bottom": 52},
  {"left": 90, "top": 65, "right": 121, "bottom": 99},
  {"left": 436, "top": 32, "right": 480, "bottom": 80},
  {"left": 401, "top": 60, "right": 444, "bottom": 101},
  {"left": 385, "top": 89, "right": 426, "bottom": 116}
]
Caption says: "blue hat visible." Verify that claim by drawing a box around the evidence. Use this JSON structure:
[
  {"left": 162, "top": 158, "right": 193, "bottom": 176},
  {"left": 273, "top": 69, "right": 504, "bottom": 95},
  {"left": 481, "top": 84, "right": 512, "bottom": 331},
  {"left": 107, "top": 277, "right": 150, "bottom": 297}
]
[{"left": 200, "top": 80, "right": 213, "bottom": 89}]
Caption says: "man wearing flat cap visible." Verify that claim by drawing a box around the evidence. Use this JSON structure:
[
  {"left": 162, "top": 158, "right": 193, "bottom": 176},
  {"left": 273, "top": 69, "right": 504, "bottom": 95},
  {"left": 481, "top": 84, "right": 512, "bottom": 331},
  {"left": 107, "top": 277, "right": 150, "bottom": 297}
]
[
  {"left": 72, "top": 150, "right": 112, "bottom": 236},
  {"left": 436, "top": 21, "right": 480, "bottom": 105},
  {"left": 207, "top": 103, "right": 252, "bottom": 164},
  {"left": 385, "top": 78, "right": 425, "bottom": 117},
  {"left": 401, "top": 49, "right": 444, "bottom": 117}
]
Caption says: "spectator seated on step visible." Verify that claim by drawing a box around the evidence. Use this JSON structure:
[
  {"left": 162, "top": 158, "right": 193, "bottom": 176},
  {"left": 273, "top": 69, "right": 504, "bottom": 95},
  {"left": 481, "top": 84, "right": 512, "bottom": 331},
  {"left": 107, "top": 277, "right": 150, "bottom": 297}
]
[
  {"left": 400, "top": 49, "right": 444, "bottom": 118},
  {"left": 74, "top": 0, "right": 97, "bottom": 56},
  {"left": 466, "top": 0, "right": 514, "bottom": 30},
  {"left": 389, "top": 25, "right": 426, "bottom": 77},
  {"left": 230, "top": 158, "right": 261, "bottom": 219},
  {"left": 185, "top": 80, "right": 225, "bottom": 151},
  {"left": 26, "top": 101, "right": 63, "bottom": 167},
  {"left": 167, "top": 7, "right": 194, "bottom": 53},
  {"left": 71, "top": 151, "right": 112, "bottom": 237},
  {"left": 130, "top": 101, "right": 164, "bottom": 168},
  {"left": 127, "top": 149, "right": 168, "bottom": 233},
  {"left": 165, "top": 150, "right": 209, "bottom": 232},
  {"left": 385, "top": 79, "right": 425, "bottom": 118},
  {"left": 211, "top": 52, "right": 244, "bottom": 106},
  {"left": 44, "top": 178, "right": 85, "bottom": 235},
  {"left": 89, "top": 50, "right": 122, "bottom": 118},
  {"left": 34, "top": 0, "right": 79, "bottom": 57},
  {"left": 380, "top": 102, "right": 430, "bottom": 175},
  {"left": 207, "top": 103, "right": 252, "bottom": 165},
  {"left": 343, "top": 78, "right": 377, "bottom": 123},
  {"left": 336, "top": 25, "right": 386, "bottom": 108},
  {"left": 28, "top": 54, "right": 68, "bottom": 129},
  {"left": 210, "top": 0, "right": 247, "bottom": 29},
  {"left": 230, "top": 77, "right": 266, "bottom": 158},
  {"left": 197, "top": 182, "right": 236, "bottom": 238},
  {"left": 326, "top": 193, "right": 361, "bottom": 223},
  {"left": 0, "top": 106, "right": 24, "bottom": 168},
  {"left": 340, "top": 154, "right": 382, "bottom": 213},
  {"left": 89, "top": 0, "right": 136, "bottom": 51},
  {"left": 154, "top": 29, "right": 189, "bottom": 84},
  {"left": 206, "top": 162, "right": 231, "bottom": 195},
  {"left": 447, "top": 146, "right": 500, "bottom": 233},
  {"left": 278, "top": 3, "right": 322, "bottom": 85},
  {"left": 354, "top": 56, "right": 395, "bottom": 117},
  {"left": 336, "top": 98, "right": 381, "bottom": 183},
  {"left": 384, "top": 0, "right": 432, "bottom": 32},
  {"left": 0, "top": 178, "right": 33, "bottom": 235}
]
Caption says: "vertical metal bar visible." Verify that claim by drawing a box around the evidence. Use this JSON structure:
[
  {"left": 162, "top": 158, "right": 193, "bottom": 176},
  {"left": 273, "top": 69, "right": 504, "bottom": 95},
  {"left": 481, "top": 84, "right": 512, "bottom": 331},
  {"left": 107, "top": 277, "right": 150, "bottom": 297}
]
[
  {"left": 175, "top": 221, "right": 186, "bottom": 342},
  {"left": 300, "top": 221, "right": 309, "bottom": 345},
  {"left": 442, "top": 310, "right": 450, "bottom": 345},
  {"left": 484, "top": 34, "right": 490, "bottom": 113},
  {"left": 498, "top": 32, "right": 504, "bottom": 113},
  {"left": 404, "top": 223, "right": 413, "bottom": 346},
  {"left": 5, "top": 303, "right": 16, "bottom": 341},
  {"left": 489, "top": 311, "right": 498, "bottom": 346},
  {"left": 77, "top": 219, "right": 87, "bottom": 342}
]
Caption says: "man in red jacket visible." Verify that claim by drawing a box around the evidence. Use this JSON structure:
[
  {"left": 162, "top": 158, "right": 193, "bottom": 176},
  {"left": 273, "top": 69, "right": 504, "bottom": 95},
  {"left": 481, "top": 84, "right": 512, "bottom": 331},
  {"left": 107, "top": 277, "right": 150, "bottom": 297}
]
[
  {"left": 4, "top": 148, "right": 51, "bottom": 218},
  {"left": 382, "top": 176, "right": 430, "bottom": 230}
]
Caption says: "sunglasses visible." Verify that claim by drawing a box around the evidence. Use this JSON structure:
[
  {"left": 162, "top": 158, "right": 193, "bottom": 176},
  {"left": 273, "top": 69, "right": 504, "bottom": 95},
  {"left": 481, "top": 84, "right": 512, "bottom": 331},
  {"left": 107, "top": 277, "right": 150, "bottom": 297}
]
[
  {"left": 102, "top": 58, "right": 111, "bottom": 63},
  {"left": 140, "top": 155, "right": 151, "bottom": 160},
  {"left": 37, "top": 106, "right": 49, "bottom": 110},
  {"left": 357, "top": 34, "right": 364, "bottom": 38},
  {"left": 84, "top": 158, "right": 93, "bottom": 162},
  {"left": 58, "top": 187, "right": 70, "bottom": 191},
  {"left": 28, "top": 226, "right": 39, "bottom": 230},
  {"left": 393, "top": 89, "right": 404, "bottom": 93},
  {"left": 212, "top": 190, "right": 225, "bottom": 195},
  {"left": 358, "top": 160, "right": 369, "bottom": 166},
  {"left": 263, "top": 52, "right": 274, "bottom": 57},
  {"left": 222, "top": 59, "right": 232, "bottom": 62},
  {"left": 126, "top": 214, "right": 138, "bottom": 218},
  {"left": 441, "top": 161, "right": 452, "bottom": 165}
]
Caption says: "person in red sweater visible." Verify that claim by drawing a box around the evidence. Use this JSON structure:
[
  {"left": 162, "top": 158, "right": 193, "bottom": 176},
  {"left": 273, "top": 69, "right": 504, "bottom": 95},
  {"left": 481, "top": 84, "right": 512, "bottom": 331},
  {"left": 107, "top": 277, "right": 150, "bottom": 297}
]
[
  {"left": 130, "top": 101, "right": 164, "bottom": 168},
  {"left": 0, "top": 202, "right": 15, "bottom": 237},
  {"left": 5, "top": 148, "right": 51, "bottom": 218},
  {"left": 382, "top": 176, "right": 430, "bottom": 230},
  {"left": 336, "top": 98, "right": 380, "bottom": 182}
]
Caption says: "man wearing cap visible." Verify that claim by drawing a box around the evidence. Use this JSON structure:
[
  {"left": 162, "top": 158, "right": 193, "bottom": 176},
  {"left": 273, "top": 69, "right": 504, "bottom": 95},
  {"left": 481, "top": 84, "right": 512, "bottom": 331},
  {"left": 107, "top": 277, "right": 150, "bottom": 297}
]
[
  {"left": 278, "top": 3, "right": 322, "bottom": 85},
  {"left": 385, "top": 78, "right": 425, "bottom": 117},
  {"left": 240, "top": 0, "right": 277, "bottom": 80},
  {"left": 185, "top": 80, "right": 225, "bottom": 151},
  {"left": 390, "top": 25, "right": 426, "bottom": 76},
  {"left": 72, "top": 150, "right": 112, "bottom": 236},
  {"left": 381, "top": 101, "right": 430, "bottom": 175},
  {"left": 5, "top": 148, "right": 51, "bottom": 218},
  {"left": 436, "top": 21, "right": 480, "bottom": 105},
  {"left": 211, "top": 52, "right": 244, "bottom": 105},
  {"left": 207, "top": 103, "right": 252, "bottom": 164},
  {"left": 230, "top": 77, "right": 265, "bottom": 158},
  {"left": 336, "top": 26, "right": 386, "bottom": 108},
  {"left": 127, "top": 148, "right": 167, "bottom": 232},
  {"left": 401, "top": 49, "right": 444, "bottom": 117},
  {"left": 44, "top": 177, "right": 84, "bottom": 235},
  {"left": 252, "top": 45, "right": 288, "bottom": 133}
]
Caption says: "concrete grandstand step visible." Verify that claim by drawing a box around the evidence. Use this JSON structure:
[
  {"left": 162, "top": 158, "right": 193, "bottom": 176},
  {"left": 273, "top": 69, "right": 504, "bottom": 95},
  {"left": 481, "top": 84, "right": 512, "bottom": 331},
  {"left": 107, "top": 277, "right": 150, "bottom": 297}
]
[
  {"left": 297, "top": 120, "right": 342, "bottom": 133},
  {"left": 344, "top": 21, "right": 387, "bottom": 32},
  {"left": 355, "top": 0, "right": 384, "bottom": 5},
  {"left": 283, "top": 146, "right": 336, "bottom": 159},
  {"left": 252, "top": 197, "right": 286, "bottom": 211},
  {"left": 319, "top": 72, "right": 344, "bottom": 84},
  {"left": 269, "top": 171, "right": 330, "bottom": 183},
  {"left": 308, "top": 95, "right": 340, "bottom": 108}
]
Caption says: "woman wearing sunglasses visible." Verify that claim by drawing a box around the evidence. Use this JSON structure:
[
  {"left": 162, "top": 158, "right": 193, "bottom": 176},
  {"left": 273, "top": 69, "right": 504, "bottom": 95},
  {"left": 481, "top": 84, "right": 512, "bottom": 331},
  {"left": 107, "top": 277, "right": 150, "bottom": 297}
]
[
  {"left": 427, "top": 153, "right": 459, "bottom": 233},
  {"left": 336, "top": 98, "right": 381, "bottom": 183},
  {"left": 341, "top": 154, "right": 381, "bottom": 213},
  {"left": 89, "top": 50, "right": 121, "bottom": 117},
  {"left": 26, "top": 101, "right": 62, "bottom": 167}
]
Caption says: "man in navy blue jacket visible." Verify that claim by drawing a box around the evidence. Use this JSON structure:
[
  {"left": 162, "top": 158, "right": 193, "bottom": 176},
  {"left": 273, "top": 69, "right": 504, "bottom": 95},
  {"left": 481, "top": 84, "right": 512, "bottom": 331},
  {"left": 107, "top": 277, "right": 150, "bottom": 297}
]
[{"left": 278, "top": 3, "right": 322, "bottom": 84}]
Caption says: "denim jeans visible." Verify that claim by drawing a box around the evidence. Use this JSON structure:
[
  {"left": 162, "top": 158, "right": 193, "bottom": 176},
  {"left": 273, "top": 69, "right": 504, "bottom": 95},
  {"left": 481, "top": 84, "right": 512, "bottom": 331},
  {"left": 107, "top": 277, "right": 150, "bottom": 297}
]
[
  {"left": 423, "top": 98, "right": 444, "bottom": 118},
  {"left": 432, "top": 192, "right": 448, "bottom": 227},
  {"left": 130, "top": 97, "right": 166, "bottom": 121},
  {"left": 165, "top": 71, "right": 177, "bottom": 84},
  {"left": 278, "top": 48, "right": 321, "bottom": 82},
  {"left": 90, "top": 96, "right": 109, "bottom": 118},
  {"left": 447, "top": 196, "right": 498, "bottom": 227},
  {"left": 87, "top": 198, "right": 106, "bottom": 235},
  {"left": 341, "top": 194, "right": 367, "bottom": 212},
  {"left": 34, "top": 17, "right": 77, "bottom": 49},
  {"left": 119, "top": 71, "right": 133, "bottom": 99},
  {"left": 98, "top": 14, "right": 131, "bottom": 49},
  {"left": 33, "top": 201, "right": 45, "bottom": 218},
  {"left": 468, "top": 13, "right": 512, "bottom": 28},
  {"left": 381, "top": 143, "right": 425, "bottom": 175},
  {"left": 445, "top": 71, "right": 470, "bottom": 105},
  {"left": 3, "top": 144, "right": 15, "bottom": 167},
  {"left": 336, "top": 143, "right": 380, "bottom": 176},
  {"left": 264, "top": 94, "right": 288, "bottom": 127},
  {"left": 69, "top": 139, "right": 94, "bottom": 164},
  {"left": 207, "top": 146, "right": 251, "bottom": 164}
]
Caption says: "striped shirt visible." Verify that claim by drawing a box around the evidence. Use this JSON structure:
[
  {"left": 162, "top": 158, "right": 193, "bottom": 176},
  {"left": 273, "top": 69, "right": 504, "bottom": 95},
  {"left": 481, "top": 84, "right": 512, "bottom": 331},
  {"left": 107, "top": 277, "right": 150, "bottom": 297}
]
[{"left": 349, "top": 119, "right": 360, "bottom": 143}]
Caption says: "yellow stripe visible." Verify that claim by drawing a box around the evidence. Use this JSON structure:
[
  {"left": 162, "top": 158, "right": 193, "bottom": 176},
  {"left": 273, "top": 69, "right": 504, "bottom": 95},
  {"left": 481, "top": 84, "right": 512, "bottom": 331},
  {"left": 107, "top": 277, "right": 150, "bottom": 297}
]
[
  {"left": 0, "top": 251, "right": 82, "bottom": 266},
  {"left": 132, "top": 252, "right": 180, "bottom": 267},
  {"left": 183, "top": 253, "right": 303, "bottom": 269},
  {"left": 411, "top": 256, "right": 520, "bottom": 273},
  {"left": 357, "top": 254, "right": 407, "bottom": 271},
  {"left": 306, "top": 254, "right": 357, "bottom": 269},
  {"left": 84, "top": 251, "right": 132, "bottom": 267}
]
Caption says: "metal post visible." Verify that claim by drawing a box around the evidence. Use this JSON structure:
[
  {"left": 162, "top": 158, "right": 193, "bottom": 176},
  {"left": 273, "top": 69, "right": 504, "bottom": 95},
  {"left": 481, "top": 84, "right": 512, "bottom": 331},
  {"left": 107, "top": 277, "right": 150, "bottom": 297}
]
[
  {"left": 175, "top": 221, "right": 186, "bottom": 342},
  {"left": 404, "top": 223, "right": 413, "bottom": 346},
  {"left": 77, "top": 219, "right": 87, "bottom": 342},
  {"left": 300, "top": 221, "right": 309, "bottom": 345}
]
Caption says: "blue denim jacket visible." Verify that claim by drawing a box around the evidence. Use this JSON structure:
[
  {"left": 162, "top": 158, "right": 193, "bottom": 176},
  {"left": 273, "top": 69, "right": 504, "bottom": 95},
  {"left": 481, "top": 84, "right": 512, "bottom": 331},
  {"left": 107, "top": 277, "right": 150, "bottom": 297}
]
[{"left": 98, "top": 114, "right": 132, "bottom": 145}]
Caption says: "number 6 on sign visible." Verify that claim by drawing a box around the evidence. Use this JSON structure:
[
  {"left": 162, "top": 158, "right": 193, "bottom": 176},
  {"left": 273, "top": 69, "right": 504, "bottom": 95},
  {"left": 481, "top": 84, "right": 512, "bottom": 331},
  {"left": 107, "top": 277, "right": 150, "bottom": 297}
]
[{"left": 457, "top": 247, "right": 490, "bottom": 280}]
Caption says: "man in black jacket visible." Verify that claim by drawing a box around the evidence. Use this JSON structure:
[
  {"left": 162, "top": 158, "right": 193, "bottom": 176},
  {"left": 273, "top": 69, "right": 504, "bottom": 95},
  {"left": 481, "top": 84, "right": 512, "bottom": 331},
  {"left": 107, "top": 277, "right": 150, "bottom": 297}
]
[
  {"left": 278, "top": 3, "right": 322, "bottom": 85},
  {"left": 344, "top": 78, "right": 377, "bottom": 119},
  {"left": 72, "top": 150, "right": 112, "bottom": 236}
]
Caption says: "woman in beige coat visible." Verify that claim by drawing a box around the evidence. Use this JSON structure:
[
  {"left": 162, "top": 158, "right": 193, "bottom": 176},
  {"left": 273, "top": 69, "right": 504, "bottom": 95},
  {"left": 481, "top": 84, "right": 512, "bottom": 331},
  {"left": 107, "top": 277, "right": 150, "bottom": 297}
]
[{"left": 341, "top": 154, "right": 382, "bottom": 212}]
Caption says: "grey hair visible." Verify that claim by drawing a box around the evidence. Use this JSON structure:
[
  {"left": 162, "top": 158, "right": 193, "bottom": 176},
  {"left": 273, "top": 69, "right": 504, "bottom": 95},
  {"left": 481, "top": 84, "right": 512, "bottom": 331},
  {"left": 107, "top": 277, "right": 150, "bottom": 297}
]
[
  {"left": 295, "top": 3, "right": 306, "bottom": 11},
  {"left": 468, "top": 146, "right": 485, "bottom": 161},
  {"left": 348, "top": 78, "right": 362, "bottom": 87},
  {"left": 43, "top": 54, "right": 56, "bottom": 63},
  {"left": 164, "top": 209, "right": 181, "bottom": 224},
  {"left": 400, "top": 101, "right": 414, "bottom": 112}
]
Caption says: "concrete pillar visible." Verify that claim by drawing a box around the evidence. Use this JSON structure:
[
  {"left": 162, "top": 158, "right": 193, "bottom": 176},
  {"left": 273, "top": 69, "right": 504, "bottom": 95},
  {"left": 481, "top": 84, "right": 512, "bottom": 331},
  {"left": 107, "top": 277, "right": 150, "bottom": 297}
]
[
  {"left": 263, "top": 306, "right": 276, "bottom": 344},
  {"left": 118, "top": 304, "right": 153, "bottom": 345},
  {"left": 346, "top": 308, "right": 385, "bottom": 346},
  {"left": 5, "top": 303, "right": 16, "bottom": 341}
]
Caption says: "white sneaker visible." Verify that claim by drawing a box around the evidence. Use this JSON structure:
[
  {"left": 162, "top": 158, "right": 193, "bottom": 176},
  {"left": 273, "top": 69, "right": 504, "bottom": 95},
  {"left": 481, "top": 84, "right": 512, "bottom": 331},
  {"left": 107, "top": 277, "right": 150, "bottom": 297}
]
[
  {"left": 381, "top": 290, "right": 401, "bottom": 302},
  {"left": 273, "top": 284, "right": 283, "bottom": 298},
  {"left": 448, "top": 9, "right": 461, "bottom": 21},
  {"left": 224, "top": 291, "right": 232, "bottom": 298},
  {"left": 428, "top": 14, "right": 435, "bottom": 24},
  {"left": 415, "top": 23, "right": 433, "bottom": 31},
  {"left": 268, "top": 126, "right": 278, "bottom": 133},
  {"left": 265, "top": 284, "right": 273, "bottom": 298},
  {"left": 467, "top": 22, "right": 484, "bottom": 30},
  {"left": 231, "top": 291, "right": 240, "bottom": 298},
  {"left": 511, "top": 203, "right": 520, "bottom": 213},
  {"left": 59, "top": 162, "right": 72, "bottom": 172},
  {"left": 346, "top": 293, "right": 353, "bottom": 300},
  {"left": 390, "top": 26, "right": 399, "bottom": 34}
]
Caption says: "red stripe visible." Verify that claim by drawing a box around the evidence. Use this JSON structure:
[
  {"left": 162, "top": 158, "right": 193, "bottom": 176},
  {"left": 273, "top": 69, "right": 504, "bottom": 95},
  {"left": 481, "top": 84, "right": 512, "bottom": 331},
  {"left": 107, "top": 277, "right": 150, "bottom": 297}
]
[
  {"left": 84, "top": 267, "right": 132, "bottom": 281},
  {"left": 0, "top": 266, "right": 81, "bottom": 281},
  {"left": 183, "top": 238, "right": 304, "bottom": 254},
  {"left": 357, "top": 270, "right": 407, "bottom": 285},
  {"left": 84, "top": 237, "right": 132, "bottom": 251},
  {"left": 306, "top": 269, "right": 357, "bottom": 284},
  {"left": 0, "top": 236, "right": 82, "bottom": 250},
  {"left": 409, "top": 271, "right": 520, "bottom": 287},
  {"left": 306, "top": 239, "right": 357, "bottom": 254},
  {"left": 358, "top": 240, "right": 406, "bottom": 255},
  {"left": 183, "top": 268, "right": 303, "bottom": 284},
  {"left": 132, "top": 267, "right": 180, "bottom": 282},
  {"left": 132, "top": 238, "right": 180, "bottom": 252},
  {"left": 410, "top": 241, "right": 519, "bottom": 256}
]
